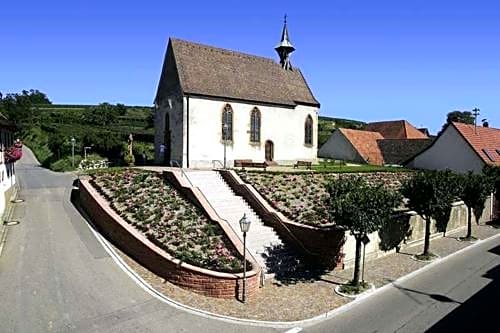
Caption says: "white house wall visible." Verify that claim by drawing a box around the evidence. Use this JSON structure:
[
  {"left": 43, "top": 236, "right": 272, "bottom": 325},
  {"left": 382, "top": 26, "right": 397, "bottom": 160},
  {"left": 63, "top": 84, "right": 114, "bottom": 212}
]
[
  {"left": 407, "top": 125, "right": 485, "bottom": 174},
  {"left": 183, "top": 97, "right": 318, "bottom": 168}
]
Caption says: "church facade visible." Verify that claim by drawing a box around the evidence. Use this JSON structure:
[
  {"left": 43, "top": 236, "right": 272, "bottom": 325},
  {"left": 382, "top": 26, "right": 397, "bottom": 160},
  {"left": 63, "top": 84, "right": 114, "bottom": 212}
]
[{"left": 154, "top": 21, "right": 320, "bottom": 168}]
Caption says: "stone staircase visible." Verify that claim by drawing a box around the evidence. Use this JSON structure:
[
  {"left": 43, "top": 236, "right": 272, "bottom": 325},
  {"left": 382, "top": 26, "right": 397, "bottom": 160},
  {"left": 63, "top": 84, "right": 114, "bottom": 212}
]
[{"left": 184, "top": 170, "right": 298, "bottom": 277}]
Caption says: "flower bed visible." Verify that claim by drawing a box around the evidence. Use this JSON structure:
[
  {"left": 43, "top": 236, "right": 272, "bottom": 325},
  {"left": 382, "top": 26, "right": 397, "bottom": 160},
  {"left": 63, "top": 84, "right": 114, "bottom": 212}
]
[
  {"left": 90, "top": 169, "right": 243, "bottom": 273},
  {"left": 237, "top": 171, "right": 411, "bottom": 227}
]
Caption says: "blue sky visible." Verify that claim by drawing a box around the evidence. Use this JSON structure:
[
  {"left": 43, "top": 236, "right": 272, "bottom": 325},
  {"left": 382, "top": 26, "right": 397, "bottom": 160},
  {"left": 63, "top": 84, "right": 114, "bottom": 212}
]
[{"left": 1, "top": 0, "right": 499, "bottom": 133}]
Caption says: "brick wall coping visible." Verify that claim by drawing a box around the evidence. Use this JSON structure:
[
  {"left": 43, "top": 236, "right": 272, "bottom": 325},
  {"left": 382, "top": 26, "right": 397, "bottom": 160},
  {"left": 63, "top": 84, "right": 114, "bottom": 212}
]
[{"left": 80, "top": 177, "right": 259, "bottom": 279}]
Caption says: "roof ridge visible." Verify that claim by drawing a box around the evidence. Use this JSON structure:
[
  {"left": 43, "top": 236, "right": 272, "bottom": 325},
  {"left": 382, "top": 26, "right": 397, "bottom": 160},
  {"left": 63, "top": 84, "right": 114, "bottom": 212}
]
[
  {"left": 452, "top": 121, "right": 500, "bottom": 132},
  {"left": 170, "top": 37, "right": 276, "bottom": 64}
]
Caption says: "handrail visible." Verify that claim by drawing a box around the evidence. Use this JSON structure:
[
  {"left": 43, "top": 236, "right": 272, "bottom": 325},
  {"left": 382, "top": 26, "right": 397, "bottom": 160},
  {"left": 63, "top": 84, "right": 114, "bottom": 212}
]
[
  {"left": 222, "top": 170, "right": 321, "bottom": 257},
  {"left": 169, "top": 161, "right": 196, "bottom": 187},
  {"left": 212, "top": 160, "right": 224, "bottom": 169},
  {"left": 181, "top": 170, "right": 265, "bottom": 286}
]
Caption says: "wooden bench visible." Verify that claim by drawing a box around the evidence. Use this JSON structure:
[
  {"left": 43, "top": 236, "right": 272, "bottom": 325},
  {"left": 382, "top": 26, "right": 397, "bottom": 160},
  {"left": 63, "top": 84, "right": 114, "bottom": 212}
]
[
  {"left": 234, "top": 159, "right": 267, "bottom": 171},
  {"left": 234, "top": 159, "right": 252, "bottom": 168},
  {"left": 293, "top": 160, "right": 312, "bottom": 169}
]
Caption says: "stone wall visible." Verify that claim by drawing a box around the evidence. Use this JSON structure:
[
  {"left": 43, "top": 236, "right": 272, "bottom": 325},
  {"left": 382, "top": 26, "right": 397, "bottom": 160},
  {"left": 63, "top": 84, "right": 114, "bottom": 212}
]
[
  {"left": 342, "top": 197, "right": 494, "bottom": 268},
  {"left": 220, "top": 170, "right": 345, "bottom": 268},
  {"left": 78, "top": 178, "right": 260, "bottom": 299},
  {"left": 222, "top": 170, "right": 494, "bottom": 270}
]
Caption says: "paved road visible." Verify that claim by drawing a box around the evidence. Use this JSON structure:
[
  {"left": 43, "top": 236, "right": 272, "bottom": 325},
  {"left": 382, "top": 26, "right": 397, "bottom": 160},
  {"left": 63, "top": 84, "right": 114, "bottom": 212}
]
[
  {"left": 305, "top": 233, "right": 500, "bottom": 333},
  {"left": 0, "top": 149, "right": 279, "bottom": 333},
  {"left": 3, "top": 149, "right": 500, "bottom": 333}
]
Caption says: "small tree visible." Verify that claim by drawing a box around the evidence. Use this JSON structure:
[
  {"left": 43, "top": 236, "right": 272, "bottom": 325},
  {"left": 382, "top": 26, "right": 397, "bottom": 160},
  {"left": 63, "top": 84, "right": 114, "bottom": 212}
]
[
  {"left": 401, "top": 170, "right": 458, "bottom": 259},
  {"left": 327, "top": 176, "right": 401, "bottom": 287},
  {"left": 457, "top": 172, "right": 493, "bottom": 240}
]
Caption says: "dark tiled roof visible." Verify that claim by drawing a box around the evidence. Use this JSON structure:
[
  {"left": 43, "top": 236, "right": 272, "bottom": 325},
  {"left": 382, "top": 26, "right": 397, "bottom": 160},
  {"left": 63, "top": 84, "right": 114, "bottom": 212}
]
[
  {"left": 339, "top": 128, "right": 385, "bottom": 165},
  {"left": 378, "top": 139, "right": 433, "bottom": 165},
  {"left": 366, "top": 120, "right": 428, "bottom": 139},
  {"left": 158, "top": 38, "right": 319, "bottom": 107},
  {"left": 452, "top": 122, "right": 500, "bottom": 165}
]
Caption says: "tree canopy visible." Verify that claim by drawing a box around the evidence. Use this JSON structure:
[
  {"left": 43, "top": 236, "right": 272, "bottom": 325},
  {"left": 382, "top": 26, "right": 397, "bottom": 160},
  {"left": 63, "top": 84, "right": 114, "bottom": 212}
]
[
  {"left": 457, "top": 172, "right": 493, "bottom": 239},
  {"left": 82, "top": 103, "right": 125, "bottom": 126},
  {"left": 327, "top": 176, "right": 401, "bottom": 286},
  {"left": 400, "top": 170, "right": 460, "bottom": 257}
]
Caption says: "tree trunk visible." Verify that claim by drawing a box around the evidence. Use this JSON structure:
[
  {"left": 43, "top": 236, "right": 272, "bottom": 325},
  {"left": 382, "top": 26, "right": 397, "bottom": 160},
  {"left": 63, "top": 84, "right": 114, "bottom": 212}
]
[
  {"left": 423, "top": 217, "right": 431, "bottom": 256},
  {"left": 466, "top": 206, "right": 472, "bottom": 238},
  {"left": 352, "top": 237, "right": 362, "bottom": 286}
]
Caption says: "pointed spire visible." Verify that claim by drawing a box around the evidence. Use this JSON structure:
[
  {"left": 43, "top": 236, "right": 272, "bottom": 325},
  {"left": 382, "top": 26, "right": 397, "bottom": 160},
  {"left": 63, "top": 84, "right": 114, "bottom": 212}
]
[{"left": 275, "top": 15, "right": 295, "bottom": 70}]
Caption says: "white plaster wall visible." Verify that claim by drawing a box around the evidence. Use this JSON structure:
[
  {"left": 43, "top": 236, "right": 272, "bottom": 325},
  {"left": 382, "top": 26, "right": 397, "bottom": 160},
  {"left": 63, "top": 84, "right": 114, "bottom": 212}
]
[
  {"left": 154, "top": 95, "right": 184, "bottom": 165},
  {"left": 408, "top": 125, "right": 485, "bottom": 174},
  {"left": 185, "top": 97, "right": 318, "bottom": 168},
  {"left": 318, "top": 130, "right": 364, "bottom": 163}
]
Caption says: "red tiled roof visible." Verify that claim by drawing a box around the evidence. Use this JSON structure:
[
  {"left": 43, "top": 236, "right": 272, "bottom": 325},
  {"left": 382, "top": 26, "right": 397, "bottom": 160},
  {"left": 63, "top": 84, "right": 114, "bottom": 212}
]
[
  {"left": 452, "top": 122, "right": 500, "bottom": 165},
  {"left": 339, "top": 128, "right": 385, "bottom": 165},
  {"left": 366, "top": 120, "right": 428, "bottom": 139}
]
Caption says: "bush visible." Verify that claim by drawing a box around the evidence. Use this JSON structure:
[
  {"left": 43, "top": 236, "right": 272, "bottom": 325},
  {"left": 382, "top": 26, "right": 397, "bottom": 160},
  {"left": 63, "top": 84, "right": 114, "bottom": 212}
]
[
  {"left": 49, "top": 155, "right": 83, "bottom": 172},
  {"left": 22, "top": 127, "right": 53, "bottom": 164}
]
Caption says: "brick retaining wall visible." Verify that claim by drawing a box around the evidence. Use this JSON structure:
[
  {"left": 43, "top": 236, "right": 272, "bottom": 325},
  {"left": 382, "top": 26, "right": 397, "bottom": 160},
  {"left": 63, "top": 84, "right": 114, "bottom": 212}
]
[
  {"left": 219, "top": 170, "right": 346, "bottom": 268},
  {"left": 78, "top": 178, "right": 259, "bottom": 299}
]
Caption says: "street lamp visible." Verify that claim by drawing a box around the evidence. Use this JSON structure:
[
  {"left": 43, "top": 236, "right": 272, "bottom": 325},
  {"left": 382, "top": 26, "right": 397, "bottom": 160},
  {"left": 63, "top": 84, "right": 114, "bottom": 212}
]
[
  {"left": 223, "top": 123, "right": 229, "bottom": 169},
  {"left": 239, "top": 213, "right": 252, "bottom": 303},
  {"left": 70, "top": 137, "right": 76, "bottom": 167},
  {"left": 84, "top": 146, "right": 92, "bottom": 160}
]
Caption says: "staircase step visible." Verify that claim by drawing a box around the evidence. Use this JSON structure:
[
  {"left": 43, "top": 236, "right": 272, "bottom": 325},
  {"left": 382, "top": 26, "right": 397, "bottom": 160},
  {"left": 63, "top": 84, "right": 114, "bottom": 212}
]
[{"left": 184, "top": 170, "right": 301, "bottom": 276}]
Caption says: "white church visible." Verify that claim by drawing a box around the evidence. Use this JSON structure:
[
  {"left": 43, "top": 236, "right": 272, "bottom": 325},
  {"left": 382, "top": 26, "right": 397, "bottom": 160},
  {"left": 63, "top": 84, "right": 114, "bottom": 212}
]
[{"left": 154, "top": 20, "right": 320, "bottom": 168}]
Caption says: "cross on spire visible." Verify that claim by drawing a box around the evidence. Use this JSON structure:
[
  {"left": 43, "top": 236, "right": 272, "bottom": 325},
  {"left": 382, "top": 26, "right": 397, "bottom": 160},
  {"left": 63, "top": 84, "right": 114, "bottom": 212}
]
[{"left": 275, "top": 14, "right": 295, "bottom": 70}]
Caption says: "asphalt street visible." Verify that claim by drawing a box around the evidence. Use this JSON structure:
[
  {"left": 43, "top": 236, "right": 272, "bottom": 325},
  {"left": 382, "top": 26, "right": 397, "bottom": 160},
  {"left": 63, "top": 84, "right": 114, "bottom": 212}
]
[
  {"left": 305, "top": 230, "right": 500, "bottom": 333},
  {"left": 0, "top": 149, "right": 279, "bottom": 333},
  {"left": 2, "top": 148, "right": 500, "bottom": 333}
]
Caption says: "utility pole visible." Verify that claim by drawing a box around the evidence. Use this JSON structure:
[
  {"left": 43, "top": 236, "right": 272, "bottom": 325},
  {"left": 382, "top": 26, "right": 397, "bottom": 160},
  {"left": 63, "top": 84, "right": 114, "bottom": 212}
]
[{"left": 472, "top": 108, "right": 480, "bottom": 134}]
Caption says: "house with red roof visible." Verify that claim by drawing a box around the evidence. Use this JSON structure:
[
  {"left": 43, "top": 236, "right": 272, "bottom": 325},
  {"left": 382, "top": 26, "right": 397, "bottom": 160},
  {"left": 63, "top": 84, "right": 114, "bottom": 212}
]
[
  {"left": 318, "top": 120, "right": 432, "bottom": 166},
  {"left": 405, "top": 122, "right": 500, "bottom": 174},
  {"left": 366, "top": 120, "right": 429, "bottom": 139}
]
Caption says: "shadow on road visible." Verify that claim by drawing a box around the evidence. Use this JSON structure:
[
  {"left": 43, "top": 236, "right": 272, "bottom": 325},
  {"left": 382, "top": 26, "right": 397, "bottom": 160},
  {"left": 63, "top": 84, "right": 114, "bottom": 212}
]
[
  {"left": 425, "top": 246, "right": 500, "bottom": 332},
  {"left": 393, "top": 284, "right": 462, "bottom": 305}
]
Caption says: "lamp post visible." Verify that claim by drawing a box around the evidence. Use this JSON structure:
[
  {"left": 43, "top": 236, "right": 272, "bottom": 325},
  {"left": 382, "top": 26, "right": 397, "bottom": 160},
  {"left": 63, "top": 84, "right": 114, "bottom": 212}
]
[
  {"left": 223, "top": 123, "right": 228, "bottom": 169},
  {"left": 84, "top": 146, "right": 92, "bottom": 160},
  {"left": 239, "top": 213, "right": 252, "bottom": 303},
  {"left": 70, "top": 137, "right": 76, "bottom": 167}
]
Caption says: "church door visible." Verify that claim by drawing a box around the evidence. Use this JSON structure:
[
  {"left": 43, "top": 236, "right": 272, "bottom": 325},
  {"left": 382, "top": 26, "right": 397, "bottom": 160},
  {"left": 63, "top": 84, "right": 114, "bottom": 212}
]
[
  {"left": 265, "top": 140, "right": 274, "bottom": 162},
  {"left": 163, "top": 114, "right": 171, "bottom": 165}
]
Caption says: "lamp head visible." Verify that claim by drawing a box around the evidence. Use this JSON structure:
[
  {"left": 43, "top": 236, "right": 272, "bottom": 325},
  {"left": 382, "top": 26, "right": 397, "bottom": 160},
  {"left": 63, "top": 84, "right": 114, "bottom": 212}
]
[{"left": 239, "top": 213, "right": 251, "bottom": 233}]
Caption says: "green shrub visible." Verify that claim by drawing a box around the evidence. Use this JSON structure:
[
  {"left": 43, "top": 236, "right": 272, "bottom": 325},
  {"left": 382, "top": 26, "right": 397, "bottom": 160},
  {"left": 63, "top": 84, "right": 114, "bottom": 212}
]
[{"left": 49, "top": 155, "right": 83, "bottom": 172}]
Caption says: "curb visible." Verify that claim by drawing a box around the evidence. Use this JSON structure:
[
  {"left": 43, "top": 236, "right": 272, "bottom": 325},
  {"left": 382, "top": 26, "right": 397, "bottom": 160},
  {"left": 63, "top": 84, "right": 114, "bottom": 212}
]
[{"left": 83, "top": 210, "right": 500, "bottom": 328}]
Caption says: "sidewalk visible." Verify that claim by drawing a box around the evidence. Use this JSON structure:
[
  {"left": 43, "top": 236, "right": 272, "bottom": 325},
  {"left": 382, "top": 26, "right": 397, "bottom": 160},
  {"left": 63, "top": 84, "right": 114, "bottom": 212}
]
[{"left": 113, "top": 223, "right": 500, "bottom": 322}]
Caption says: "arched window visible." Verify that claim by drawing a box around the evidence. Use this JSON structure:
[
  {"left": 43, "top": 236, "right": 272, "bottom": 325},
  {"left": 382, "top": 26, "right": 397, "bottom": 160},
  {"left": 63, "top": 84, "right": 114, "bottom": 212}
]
[
  {"left": 304, "top": 115, "right": 313, "bottom": 145},
  {"left": 222, "top": 104, "right": 233, "bottom": 141},
  {"left": 250, "top": 107, "right": 261, "bottom": 143}
]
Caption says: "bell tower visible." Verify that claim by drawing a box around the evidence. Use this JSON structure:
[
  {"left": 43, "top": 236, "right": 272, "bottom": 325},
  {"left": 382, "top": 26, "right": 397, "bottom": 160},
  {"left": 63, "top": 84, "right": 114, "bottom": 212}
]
[{"left": 275, "top": 15, "right": 295, "bottom": 70}]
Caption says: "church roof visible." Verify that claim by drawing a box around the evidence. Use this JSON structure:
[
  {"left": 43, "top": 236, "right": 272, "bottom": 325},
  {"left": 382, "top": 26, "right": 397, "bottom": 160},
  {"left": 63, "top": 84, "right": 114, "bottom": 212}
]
[{"left": 155, "top": 38, "right": 319, "bottom": 107}]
